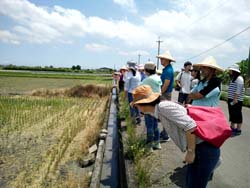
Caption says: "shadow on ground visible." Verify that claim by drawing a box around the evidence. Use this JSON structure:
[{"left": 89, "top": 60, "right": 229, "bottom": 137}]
[{"left": 169, "top": 165, "right": 187, "bottom": 187}]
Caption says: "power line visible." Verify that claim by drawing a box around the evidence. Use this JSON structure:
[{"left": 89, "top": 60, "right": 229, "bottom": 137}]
[
  {"left": 186, "top": 0, "right": 229, "bottom": 30},
  {"left": 186, "top": 25, "right": 250, "bottom": 61}
]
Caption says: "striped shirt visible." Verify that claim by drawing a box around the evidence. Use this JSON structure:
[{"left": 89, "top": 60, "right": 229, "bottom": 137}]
[
  {"left": 154, "top": 101, "right": 200, "bottom": 152},
  {"left": 228, "top": 76, "right": 244, "bottom": 101}
]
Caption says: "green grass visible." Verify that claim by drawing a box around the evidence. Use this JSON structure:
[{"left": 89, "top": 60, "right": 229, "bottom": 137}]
[
  {"left": 0, "top": 75, "right": 112, "bottom": 95},
  {"left": 0, "top": 70, "right": 112, "bottom": 79},
  {"left": 118, "top": 92, "right": 153, "bottom": 187},
  {"left": 220, "top": 91, "right": 250, "bottom": 107}
]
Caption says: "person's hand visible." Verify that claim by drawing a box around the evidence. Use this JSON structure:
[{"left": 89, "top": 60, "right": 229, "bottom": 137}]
[
  {"left": 184, "top": 151, "right": 195, "bottom": 164},
  {"left": 233, "top": 98, "right": 238, "bottom": 105}
]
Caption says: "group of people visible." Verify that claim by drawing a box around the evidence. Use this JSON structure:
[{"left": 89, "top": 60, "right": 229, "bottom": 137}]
[{"left": 114, "top": 50, "right": 244, "bottom": 188}]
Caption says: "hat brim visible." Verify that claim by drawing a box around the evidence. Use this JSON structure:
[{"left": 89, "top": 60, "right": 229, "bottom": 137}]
[
  {"left": 228, "top": 68, "right": 240, "bottom": 73},
  {"left": 130, "top": 92, "right": 160, "bottom": 106},
  {"left": 193, "top": 64, "right": 224, "bottom": 73},
  {"left": 156, "top": 55, "right": 176, "bottom": 62}
]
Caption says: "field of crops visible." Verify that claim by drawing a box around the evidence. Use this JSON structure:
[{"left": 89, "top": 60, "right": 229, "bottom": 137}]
[
  {"left": 0, "top": 94, "right": 109, "bottom": 188},
  {"left": 0, "top": 71, "right": 112, "bottom": 95}
]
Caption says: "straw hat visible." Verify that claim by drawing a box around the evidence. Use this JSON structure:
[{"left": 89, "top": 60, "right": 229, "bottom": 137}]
[
  {"left": 156, "top": 69, "right": 162, "bottom": 75},
  {"left": 131, "top": 85, "right": 160, "bottom": 106},
  {"left": 228, "top": 64, "right": 241, "bottom": 73},
  {"left": 144, "top": 61, "right": 156, "bottom": 70},
  {"left": 156, "top": 50, "right": 176, "bottom": 62},
  {"left": 120, "top": 65, "right": 128, "bottom": 71},
  {"left": 114, "top": 71, "right": 121, "bottom": 75},
  {"left": 138, "top": 64, "right": 145, "bottom": 70},
  {"left": 193, "top": 56, "right": 224, "bottom": 73}
]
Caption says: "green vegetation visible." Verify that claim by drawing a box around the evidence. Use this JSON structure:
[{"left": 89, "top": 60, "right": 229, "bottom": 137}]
[
  {"left": 220, "top": 91, "right": 250, "bottom": 107},
  {"left": 0, "top": 71, "right": 112, "bottom": 95},
  {"left": 118, "top": 92, "right": 153, "bottom": 188},
  {"left": 0, "top": 70, "right": 112, "bottom": 79},
  {"left": 1, "top": 64, "right": 114, "bottom": 74}
]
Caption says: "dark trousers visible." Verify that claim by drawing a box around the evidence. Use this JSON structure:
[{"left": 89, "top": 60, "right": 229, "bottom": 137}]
[
  {"left": 186, "top": 142, "right": 220, "bottom": 188},
  {"left": 227, "top": 99, "right": 243, "bottom": 123},
  {"left": 178, "top": 92, "right": 189, "bottom": 104}
]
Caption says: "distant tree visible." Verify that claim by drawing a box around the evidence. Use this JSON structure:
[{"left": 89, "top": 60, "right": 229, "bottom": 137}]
[
  {"left": 72, "top": 65, "right": 76, "bottom": 70},
  {"left": 76, "top": 65, "right": 81, "bottom": 70}
]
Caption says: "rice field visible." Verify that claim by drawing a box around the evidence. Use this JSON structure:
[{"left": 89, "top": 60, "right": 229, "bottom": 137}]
[
  {"left": 0, "top": 75, "right": 112, "bottom": 95},
  {"left": 0, "top": 93, "right": 109, "bottom": 188}
]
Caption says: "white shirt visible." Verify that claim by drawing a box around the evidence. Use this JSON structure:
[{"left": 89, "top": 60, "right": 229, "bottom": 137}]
[
  {"left": 175, "top": 71, "right": 192, "bottom": 94},
  {"left": 124, "top": 70, "right": 141, "bottom": 93}
]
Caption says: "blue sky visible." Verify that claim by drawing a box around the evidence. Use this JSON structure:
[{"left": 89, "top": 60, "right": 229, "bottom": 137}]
[{"left": 0, "top": 0, "right": 250, "bottom": 71}]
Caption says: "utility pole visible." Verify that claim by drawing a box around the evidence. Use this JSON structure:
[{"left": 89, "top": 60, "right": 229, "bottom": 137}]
[
  {"left": 138, "top": 54, "right": 141, "bottom": 65},
  {"left": 156, "top": 37, "right": 163, "bottom": 69},
  {"left": 248, "top": 46, "right": 250, "bottom": 79}
]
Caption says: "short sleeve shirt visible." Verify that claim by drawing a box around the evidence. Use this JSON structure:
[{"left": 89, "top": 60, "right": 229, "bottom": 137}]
[
  {"left": 160, "top": 64, "right": 174, "bottom": 93},
  {"left": 154, "top": 101, "right": 197, "bottom": 152}
]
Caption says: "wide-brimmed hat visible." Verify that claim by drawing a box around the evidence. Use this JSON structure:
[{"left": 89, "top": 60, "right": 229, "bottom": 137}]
[
  {"left": 120, "top": 65, "right": 128, "bottom": 71},
  {"left": 228, "top": 64, "right": 241, "bottom": 73},
  {"left": 156, "top": 69, "right": 162, "bottom": 75},
  {"left": 130, "top": 85, "right": 160, "bottom": 106},
  {"left": 193, "top": 56, "right": 224, "bottom": 73},
  {"left": 127, "top": 60, "right": 137, "bottom": 70},
  {"left": 138, "top": 64, "right": 145, "bottom": 70},
  {"left": 156, "top": 50, "right": 176, "bottom": 62},
  {"left": 144, "top": 61, "right": 156, "bottom": 70}
]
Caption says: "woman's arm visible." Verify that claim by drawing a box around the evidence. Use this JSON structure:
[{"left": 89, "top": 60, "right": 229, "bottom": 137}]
[{"left": 184, "top": 128, "right": 196, "bottom": 164}]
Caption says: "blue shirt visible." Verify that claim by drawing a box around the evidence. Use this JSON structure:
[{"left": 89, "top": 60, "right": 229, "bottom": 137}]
[
  {"left": 160, "top": 64, "right": 174, "bottom": 93},
  {"left": 191, "top": 77, "right": 221, "bottom": 107}
]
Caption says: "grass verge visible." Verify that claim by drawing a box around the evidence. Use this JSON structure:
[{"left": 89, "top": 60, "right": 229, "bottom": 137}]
[{"left": 118, "top": 92, "right": 154, "bottom": 188}]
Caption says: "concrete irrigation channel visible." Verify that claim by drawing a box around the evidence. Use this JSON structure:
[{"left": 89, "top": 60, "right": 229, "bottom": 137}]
[{"left": 89, "top": 86, "right": 127, "bottom": 188}]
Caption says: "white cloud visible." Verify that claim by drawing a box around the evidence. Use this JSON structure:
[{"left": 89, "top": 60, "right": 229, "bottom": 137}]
[
  {"left": 142, "top": 0, "right": 250, "bottom": 68},
  {"left": 0, "top": 0, "right": 249, "bottom": 69},
  {"left": 0, "top": 30, "right": 20, "bottom": 44},
  {"left": 85, "top": 43, "right": 113, "bottom": 52},
  {"left": 118, "top": 50, "right": 150, "bottom": 57},
  {"left": 113, "top": 0, "right": 137, "bottom": 13},
  {"left": 0, "top": 0, "right": 154, "bottom": 46}
]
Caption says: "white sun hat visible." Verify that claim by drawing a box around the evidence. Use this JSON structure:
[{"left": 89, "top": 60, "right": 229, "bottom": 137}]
[{"left": 228, "top": 64, "right": 241, "bottom": 73}]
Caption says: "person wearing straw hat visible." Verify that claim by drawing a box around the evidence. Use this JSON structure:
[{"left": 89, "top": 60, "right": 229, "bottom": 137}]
[
  {"left": 156, "top": 50, "right": 176, "bottom": 142},
  {"left": 141, "top": 61, "right": 162, "bottom": 150},
  {"left": 157, "top": 50, "right": 176, "bottom": 100},
  {"left": 189, "top": 56, "right": 223, "bottom": 107},
  {"left": 188, "top": 56, "right": 223, "bottom": 182},
  {"left": 130, "top": 85, "right": 220, "bottom": 188},
  {"left": 227, "top": 64, "right": 244, "bottom": 136}
]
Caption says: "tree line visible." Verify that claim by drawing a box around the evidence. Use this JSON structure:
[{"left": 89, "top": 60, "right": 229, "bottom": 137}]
[{"left": 0, "top": 64, "right": 114, "bottom": 74}]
